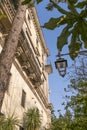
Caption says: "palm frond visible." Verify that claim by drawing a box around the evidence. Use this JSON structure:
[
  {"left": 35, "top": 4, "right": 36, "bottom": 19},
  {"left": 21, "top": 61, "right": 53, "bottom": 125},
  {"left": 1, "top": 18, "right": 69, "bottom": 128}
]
[
  {"left": 0, "top": 114, "right": 20, "bottom": 130},
  {"left": 24, "top": 107, "right": 41, "bottom": 130}
]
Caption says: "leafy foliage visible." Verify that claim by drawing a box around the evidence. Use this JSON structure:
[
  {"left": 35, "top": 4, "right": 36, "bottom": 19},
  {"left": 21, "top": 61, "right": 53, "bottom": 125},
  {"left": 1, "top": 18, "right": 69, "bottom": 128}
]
[
  {"left": 49, "top": 109, "right": 72, "bottom": 130},
  {"left": 22, "top": 0, "right": 43, "bottom": 5},
  {"left": 43, "top": 0, "right": 87, "bottom": 59},
  {"left": 24, "top": 107, "right": 41, "bottom": 130},
  {"left": 75, "top": 1, "right": 87, "bottom": 9},
  {"left": 50, "top": 57, "right": 87, "bottom": 130},
  {"left": 57, "top": 24, "right": 71, "bottom": 51},
  {"left": 0, "top": 14, "right": 6, "bottom": 20},
  {"left": 0, "top": 114, "right": 20, "bottom": 130},
  {"left": 64, "top": 57, "right": 87, "bottom": 129},
  {"left": 22, "top": 0, "right": 34, "bottom": 6}
]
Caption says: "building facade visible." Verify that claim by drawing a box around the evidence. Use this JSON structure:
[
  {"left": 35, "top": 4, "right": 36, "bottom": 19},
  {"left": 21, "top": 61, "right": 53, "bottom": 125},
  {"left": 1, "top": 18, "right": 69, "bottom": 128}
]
[{"left": 0, "top": 0, "right": 52, "bottom": 129}]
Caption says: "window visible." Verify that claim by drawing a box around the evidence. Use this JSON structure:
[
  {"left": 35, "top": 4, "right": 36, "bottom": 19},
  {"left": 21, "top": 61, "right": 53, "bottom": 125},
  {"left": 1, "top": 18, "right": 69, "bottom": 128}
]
[
  {"left": 28, "top": 14, "right": 30, "bottom": 21},
  {"left": 21, "top": 90, "right": 26, "bottom": 108},
  {"left": 36, "top": 37, "right": 38, "bottom": 44},
  {"left": 26, "top": 30, "right": 30, "bottom": 38}
]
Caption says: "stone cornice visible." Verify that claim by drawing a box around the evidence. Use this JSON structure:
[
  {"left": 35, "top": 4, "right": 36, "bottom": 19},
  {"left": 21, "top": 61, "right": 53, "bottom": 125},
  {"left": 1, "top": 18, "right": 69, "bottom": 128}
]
[{"left": 29, "top": 7, "right": 50, "bottom": 56}]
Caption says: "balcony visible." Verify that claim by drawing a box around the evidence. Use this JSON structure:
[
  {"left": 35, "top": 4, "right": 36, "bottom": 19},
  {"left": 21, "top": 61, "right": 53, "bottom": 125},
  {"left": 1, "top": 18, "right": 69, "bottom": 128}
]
[{"left": 15, "top": 32, "right": 43, "bottom": 85}]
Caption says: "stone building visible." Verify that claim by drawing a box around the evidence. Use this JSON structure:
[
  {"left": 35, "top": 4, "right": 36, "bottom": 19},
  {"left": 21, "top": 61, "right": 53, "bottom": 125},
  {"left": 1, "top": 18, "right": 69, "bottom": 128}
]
[{"left": 0, "top": 0, "right": 52, "bottom": 129}]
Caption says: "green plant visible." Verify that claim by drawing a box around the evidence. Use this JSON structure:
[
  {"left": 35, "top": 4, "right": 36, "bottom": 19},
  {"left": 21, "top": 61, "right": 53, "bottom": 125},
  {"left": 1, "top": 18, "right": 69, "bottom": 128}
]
[
  {"left": 24, "top": 107, "right": 41, "bottom": 130},
  {"left": 43, "top": 0, "right": 87, "bottom": 60},
  {"left": 0, "top": 114, "right": 20, "bottom": 130}
]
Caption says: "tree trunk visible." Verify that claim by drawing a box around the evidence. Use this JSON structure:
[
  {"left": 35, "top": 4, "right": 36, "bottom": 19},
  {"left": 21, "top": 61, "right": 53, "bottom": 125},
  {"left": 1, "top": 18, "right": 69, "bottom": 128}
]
[{"left": 0, "top": 1, "right": 27, "bottom": 111}]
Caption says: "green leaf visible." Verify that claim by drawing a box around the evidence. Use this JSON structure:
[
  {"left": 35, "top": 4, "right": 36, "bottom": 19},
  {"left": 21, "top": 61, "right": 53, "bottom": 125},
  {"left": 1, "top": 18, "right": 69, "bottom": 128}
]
[
  {"left": 78, "top": 20, "right": 87, "bottom": 48},
  {"left": 0, "top": 14, "right": 6, "bottom": 19},
  {"left": 43, "top": 16, "right": 65, "bottom": 30},
  {"left": 24, "top": 108, "right": 41, "bottom": 129},
  {"left": 50, "top": 0, "right": 70, "bottom": 15},
  {"left": 68, "top": 0, "right": 78, "bottom": 5},
  {"left": 44, "top": 14, "right": 76, "bottom": 30},
  {"left": 67, "top": 23, "right": 82, "bottom": 60},
  {"left": 57, "top": 25, "right": 71, "bottom": 51},
  {"left": 57, "top": 14, "right": 77, "bottom": 27},
  {"left": 79, "top": 10, "right": 87, "bottom": 18},
  {"left": 0, "top": 114, "right": 20, "bottom": 130},
  {"left": 22, "top": 0, "right": 43, "bottom": 5},
  {"left": 22, "top": 0, "right": 31, "bottom": 5},
  {"left": 46, "top": 3, "right": 54, "bottom": 11},
  {"left": 67, "top": 0, "right": 78, "bottom": 15},
  {"left": 69, "top": 41, "right": 82, "bottom": 60},
  {"left": 75, "top": 1, "right": 87, "bottom": 9}
]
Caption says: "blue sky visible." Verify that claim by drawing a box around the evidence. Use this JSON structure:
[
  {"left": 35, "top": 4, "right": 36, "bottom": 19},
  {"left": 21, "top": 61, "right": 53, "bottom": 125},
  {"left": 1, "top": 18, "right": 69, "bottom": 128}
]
[{"left": 36, "top": 0, "right": 73, "bottom": 117}]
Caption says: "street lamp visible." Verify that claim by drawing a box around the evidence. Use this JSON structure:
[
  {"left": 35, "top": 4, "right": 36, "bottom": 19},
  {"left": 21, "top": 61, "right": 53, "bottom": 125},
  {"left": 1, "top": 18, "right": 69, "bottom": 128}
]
[
  {"left": 55, "top": 58, "right": 67, "bottom": 77},
  {"left": 55, "top": 50, "right": 87, "bottom": 77}
]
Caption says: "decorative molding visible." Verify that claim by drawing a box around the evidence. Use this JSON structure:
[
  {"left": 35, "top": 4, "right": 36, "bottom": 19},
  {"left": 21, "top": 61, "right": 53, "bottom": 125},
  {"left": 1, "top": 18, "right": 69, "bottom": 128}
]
[
  {"left": 29, "top": 7, "right": 50, "bottom": 56},
  {"left": 45, "top": 64, "right": 53, "bottom": 74}
]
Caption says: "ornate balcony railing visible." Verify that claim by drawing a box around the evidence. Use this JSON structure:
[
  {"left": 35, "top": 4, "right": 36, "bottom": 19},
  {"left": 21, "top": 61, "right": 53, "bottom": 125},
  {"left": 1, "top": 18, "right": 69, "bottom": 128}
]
[{"left": 16, "top": 32, "right": 43, "bottom": 86}]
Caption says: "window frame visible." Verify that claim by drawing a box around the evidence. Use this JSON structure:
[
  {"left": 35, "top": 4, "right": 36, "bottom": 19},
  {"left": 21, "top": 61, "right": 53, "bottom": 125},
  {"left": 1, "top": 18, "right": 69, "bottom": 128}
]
[{"left": 21, "top": 89, "right": 26, "bottom": 108}]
